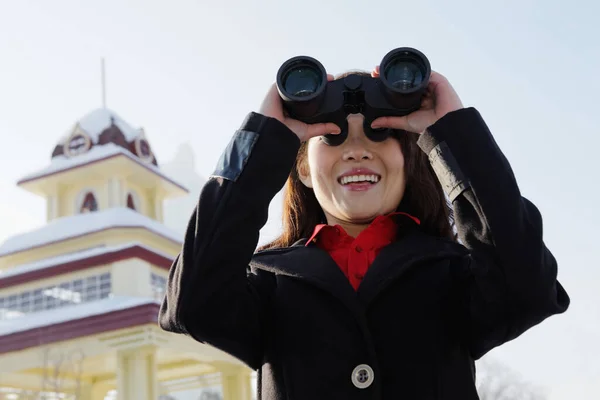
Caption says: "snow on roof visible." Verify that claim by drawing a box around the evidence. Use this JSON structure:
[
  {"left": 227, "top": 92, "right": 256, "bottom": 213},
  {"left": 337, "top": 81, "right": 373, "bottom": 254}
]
[
  {"left": 0, "top": 242, "right": 174, "bottom": 279},
  {"left": 18, "top": 143, "right": 187, "bottom": 191},
  {"left": 162, "top": 142, "right": 207, "bottom": 235},
  {"left": 0, "top": 207, "right": 183, "bottom": 257},
  {"left": 58, "top": 108, "right": 141, "bottom": 144},
  {"left": 0, "top": 296, "right": 159, "bottom": 336}
]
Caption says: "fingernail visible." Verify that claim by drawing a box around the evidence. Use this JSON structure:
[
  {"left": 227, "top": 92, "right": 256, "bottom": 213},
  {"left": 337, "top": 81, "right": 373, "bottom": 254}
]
[{"left": 371, "top": 123, "right": 381, "bottom": 129}]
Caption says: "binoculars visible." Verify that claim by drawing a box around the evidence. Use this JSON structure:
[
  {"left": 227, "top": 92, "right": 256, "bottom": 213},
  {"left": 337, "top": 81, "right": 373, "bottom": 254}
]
[{"left": 276, "top": 47, "right": 431, "bottom": 145}]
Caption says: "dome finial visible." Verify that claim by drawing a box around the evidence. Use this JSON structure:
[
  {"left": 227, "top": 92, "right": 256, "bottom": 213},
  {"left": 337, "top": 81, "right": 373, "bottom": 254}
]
[{"left": 101, "top": 58, "right": 107, "bottom": 109}]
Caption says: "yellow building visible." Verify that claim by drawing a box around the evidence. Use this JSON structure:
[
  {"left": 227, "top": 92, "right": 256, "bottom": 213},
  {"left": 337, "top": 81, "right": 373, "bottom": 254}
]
[{"left": 0, "top": 109, "right": 253, "bottom": 400}]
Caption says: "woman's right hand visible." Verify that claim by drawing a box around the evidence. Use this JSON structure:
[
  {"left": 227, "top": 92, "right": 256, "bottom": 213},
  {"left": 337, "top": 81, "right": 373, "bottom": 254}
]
[{"left": 259, "top": 74, "right": 341, "bottom": 142}]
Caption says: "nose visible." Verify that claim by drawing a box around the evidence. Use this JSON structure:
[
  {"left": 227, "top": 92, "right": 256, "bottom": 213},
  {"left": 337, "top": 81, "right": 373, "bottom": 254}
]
[{"left": 342, "top": 114, "right": 373, "bottom": 161}]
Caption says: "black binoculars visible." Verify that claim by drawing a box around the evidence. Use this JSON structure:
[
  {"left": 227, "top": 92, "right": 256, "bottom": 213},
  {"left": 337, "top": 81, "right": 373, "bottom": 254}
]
[{"left": 276, "top": 47, "right": 431, "bottom": 145}]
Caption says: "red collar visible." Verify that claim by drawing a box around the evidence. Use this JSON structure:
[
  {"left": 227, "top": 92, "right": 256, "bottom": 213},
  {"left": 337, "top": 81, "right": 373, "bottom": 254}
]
[{"left": 306, "top": 212, "right": 420, "bottom": 249}]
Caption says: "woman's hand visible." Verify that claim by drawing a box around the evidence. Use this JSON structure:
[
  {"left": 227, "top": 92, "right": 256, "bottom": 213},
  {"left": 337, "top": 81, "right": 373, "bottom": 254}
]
[
  {"left": 370, "top": 67, "right": 464, "bottom": 134},
  {"left": 259, "top": 74, "right": 341, "bottom": 142}
]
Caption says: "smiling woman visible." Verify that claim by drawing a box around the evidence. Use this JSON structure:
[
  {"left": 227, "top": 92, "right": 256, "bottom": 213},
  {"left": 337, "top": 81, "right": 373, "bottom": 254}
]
[
  {"left": 261, "top": 90, "right": 453, "bottom": 247},
  {"left": 159, "top": 60, "right": 570, "bottom": 399}
]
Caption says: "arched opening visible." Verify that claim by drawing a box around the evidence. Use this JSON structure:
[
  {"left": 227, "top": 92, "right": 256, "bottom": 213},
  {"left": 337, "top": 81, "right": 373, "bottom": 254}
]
[
  {"left": 68, "top": 134, "right": 88, "bottom": 154},
  {"left": 139, "top": 139, "right": 151, "bottom": 158},
  {"left": 80, "top": 192, "right": 98, "bottom": 213},
  {"left": 134, "top": 137, "right": 154, "bottom": 163},
  {"left": 126, "top": 193, "right": 137, "bottom": 211},
  {"left": 64, "top": 128, "right": 92, "bottom": 157}
]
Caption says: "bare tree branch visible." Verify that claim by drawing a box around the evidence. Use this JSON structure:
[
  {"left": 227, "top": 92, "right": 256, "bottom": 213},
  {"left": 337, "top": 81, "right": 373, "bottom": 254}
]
[
  {"left": 477, "top": 359, "right": 546, "bottom": 400},
  {"left": 38, "top": 346, "right": 86, "bottom": 399}
]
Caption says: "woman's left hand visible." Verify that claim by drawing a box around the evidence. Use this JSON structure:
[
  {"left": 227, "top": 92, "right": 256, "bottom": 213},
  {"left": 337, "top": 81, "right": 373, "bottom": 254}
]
[{"left": 370, "top": 67, "right": 464, "bottom": 134}]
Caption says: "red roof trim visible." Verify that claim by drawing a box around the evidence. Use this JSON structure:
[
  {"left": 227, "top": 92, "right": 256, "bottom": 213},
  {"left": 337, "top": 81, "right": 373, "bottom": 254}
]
[
  {"left": 17, "top": 152, "right": 188, "bottom": 193},
  {"left": 0, "top": 245, "right": 174, "bottom": 288},
  {"left": 0, "top": 303, "right": 161, "bottom": 353}
]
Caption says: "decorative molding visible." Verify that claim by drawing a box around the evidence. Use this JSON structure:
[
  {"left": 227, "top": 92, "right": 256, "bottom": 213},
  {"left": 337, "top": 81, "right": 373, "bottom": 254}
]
[
  {"left": 64, "top": 124, "right": 92, "bottom": 157},
  {"left": 0, "top": 304, "right": 161, "bottom": 353},
  {"left": 18, "top": 152, "right": 188, "bottom": 194},
  {"left": 100, "top": 328, "right": 162, "bottom": 351},
  {"left": 0, "top": 244, "right": 174, "bottom": 288}
]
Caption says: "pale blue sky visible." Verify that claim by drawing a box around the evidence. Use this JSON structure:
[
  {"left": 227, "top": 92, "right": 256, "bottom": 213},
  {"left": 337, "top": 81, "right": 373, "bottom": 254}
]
[{"left": 0, "top": 0, "right": 598, "bottom": 398}]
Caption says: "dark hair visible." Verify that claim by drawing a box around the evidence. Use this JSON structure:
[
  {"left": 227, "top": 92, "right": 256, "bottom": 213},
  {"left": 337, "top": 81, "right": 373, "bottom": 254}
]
[{"left": 260, "top": 72, "right": 455, "bottom": 250}]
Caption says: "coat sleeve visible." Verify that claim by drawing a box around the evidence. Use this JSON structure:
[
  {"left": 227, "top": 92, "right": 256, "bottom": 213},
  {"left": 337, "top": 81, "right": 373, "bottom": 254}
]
[
  {"left": 417, "top": 107, "right": 570, "bottom": 359},
  {"left": 158, "top": 112, "right": 300, "bottom": 369}
]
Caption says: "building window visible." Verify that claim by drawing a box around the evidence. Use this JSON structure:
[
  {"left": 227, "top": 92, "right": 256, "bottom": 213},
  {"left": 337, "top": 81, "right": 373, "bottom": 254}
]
[
  {"left": 127, "top": 193, "right": 137, "bottom": 211},
  {"left": 69, "top": 135, "right": 87, "bottom": 153},
  {"left": 0, "top": 273, "right": 112, "bottom": 321},
  {"left": 135, "top": 137, "right": 153, "bottom": 163},
  {"left": 80, "top": 192, "right": 98, "bottom": 213},
  {"left": 151, "top": 273, "right": 167, "bottom": 302},
  {"left": 139, "top": 140, "right": 150, "bottom": 157},
  {"left": 64, "top": 128, "right": 92, "bottom": 157},
  {"left": 125, "top": 190, "right": 141, "bottom": 213}
]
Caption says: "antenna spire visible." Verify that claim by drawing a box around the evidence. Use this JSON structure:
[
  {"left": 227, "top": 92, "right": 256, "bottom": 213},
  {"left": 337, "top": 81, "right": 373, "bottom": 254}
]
[{"left": 101, "top": 58, "right": 107, "bottom": 108}]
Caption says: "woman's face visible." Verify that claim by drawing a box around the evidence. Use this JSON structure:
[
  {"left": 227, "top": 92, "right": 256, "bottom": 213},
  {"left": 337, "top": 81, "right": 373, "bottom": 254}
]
[{"left": 299, "top": 113, "right": 407, "bottom": 227}]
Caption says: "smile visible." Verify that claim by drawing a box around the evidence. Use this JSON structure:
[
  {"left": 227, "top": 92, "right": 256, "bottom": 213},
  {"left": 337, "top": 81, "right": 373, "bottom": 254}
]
[{"left": 338, "top": 174, "right": 381, "bottom": 185}]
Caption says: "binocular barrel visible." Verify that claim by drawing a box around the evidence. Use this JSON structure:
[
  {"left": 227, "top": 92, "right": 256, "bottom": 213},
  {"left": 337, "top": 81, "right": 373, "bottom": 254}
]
[{"left": 276, "top": 47, "right": 431, "bottom": 124}]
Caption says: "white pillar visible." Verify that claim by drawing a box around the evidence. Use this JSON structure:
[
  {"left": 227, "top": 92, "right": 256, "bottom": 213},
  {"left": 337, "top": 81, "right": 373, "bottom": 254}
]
[
  {"left": 107, "top": 178, "right": 124, "bottom": 208},
  {"left": 221, "top": 366, "right": 253, "bottom": 400},
  {"left": 116, "top": 346, "right": 158, "bottom": 400},
  {"left": 154, "top": 192, "right": 163, "bottom": 223},
  {"left": 46, "top": 188, "right": 59, "bottom": 221},
  {"left": 110, "top": 259, "right": 153, "bottom": 298},
  {"left": 78, "top": 383, "right": 109, "bottom": 400}
]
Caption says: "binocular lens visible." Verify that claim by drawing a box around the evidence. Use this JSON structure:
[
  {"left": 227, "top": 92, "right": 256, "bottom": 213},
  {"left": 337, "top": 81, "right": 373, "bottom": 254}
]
[
  {"left": 282, "top": 66, "right": 323, "bottom": 97},
  {"left": 384, "top": 61, "right": 424, "bottom": 90}
]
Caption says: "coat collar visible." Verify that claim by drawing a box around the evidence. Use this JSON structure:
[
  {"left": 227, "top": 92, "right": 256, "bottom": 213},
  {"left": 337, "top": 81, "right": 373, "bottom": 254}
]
[{"left": 252, "top": 231, "right": 469, "bottom": 312}]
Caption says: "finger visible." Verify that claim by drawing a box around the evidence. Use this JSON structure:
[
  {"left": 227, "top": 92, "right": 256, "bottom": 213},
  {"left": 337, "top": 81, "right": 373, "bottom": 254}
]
[
  {"left": 327, "top": 73, "right": 335, "bottom": 81},
  {"left": 421, "top": 96, "right": 434, "bottom": 109},
  {"left": 427, "top": 71, "right": 463, "bottom": 111},
  {"left": 428, "top": 70, "right": 448, "bottom": 84},
  {"left": 259, "top": 83, "right": 284, "bottom": 118},
  {"left": 370, "top": 115, "right": 411, "bottom": 131},
  {"left": 306, "top": 122, "right": 341, "bottom": 138},
  {"left": 427, "top": 72, "right": 449, "bottom": 98},
  {"left": 371, "top": 65, "right": 380, "bottom": 78}
]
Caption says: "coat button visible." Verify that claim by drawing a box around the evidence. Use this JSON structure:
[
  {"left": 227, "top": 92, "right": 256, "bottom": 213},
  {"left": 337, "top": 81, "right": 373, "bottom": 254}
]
[{"left": 351, "top": 364, "right": 374, "bottom": 389}]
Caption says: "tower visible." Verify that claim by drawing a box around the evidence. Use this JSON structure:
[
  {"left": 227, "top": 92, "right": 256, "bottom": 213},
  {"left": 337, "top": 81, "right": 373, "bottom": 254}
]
[{"left": 0, "top": 109, "right": 253, "bottom": 399}]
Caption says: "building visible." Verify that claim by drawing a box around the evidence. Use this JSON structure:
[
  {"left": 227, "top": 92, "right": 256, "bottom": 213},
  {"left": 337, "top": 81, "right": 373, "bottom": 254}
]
[{"left": 0, "top": 109, "right": 253, "bottom": 399}]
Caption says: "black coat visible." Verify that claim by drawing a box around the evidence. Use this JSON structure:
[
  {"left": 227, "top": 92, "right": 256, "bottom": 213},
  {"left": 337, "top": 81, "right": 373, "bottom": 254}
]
[{"left": 159, "top": 108, "right": 569, "bottom": 399}]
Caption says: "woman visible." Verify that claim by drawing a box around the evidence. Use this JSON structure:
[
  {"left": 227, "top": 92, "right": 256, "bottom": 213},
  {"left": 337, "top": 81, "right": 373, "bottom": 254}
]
[{"left": 159, "top": 65, "right": 569, "bottom": 399}]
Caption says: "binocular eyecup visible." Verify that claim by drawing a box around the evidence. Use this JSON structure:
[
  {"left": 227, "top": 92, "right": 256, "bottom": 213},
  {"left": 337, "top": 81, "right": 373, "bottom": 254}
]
[{"left": 276, "top": 47, "right": 431, "bottom": 145}]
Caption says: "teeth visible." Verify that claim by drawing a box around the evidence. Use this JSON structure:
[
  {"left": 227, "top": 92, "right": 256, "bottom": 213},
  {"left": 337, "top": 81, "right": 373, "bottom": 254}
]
[{"left": 340, "top": 174, "right": 380, "bottom": 185}]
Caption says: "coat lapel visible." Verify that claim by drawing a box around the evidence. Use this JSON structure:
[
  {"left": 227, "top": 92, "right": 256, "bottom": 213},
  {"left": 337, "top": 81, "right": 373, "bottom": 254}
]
[
  {"left": 357, "top": 231, "right": 469, "bottom": 305},
  {"left": 252, "top": 233, "right": 469, "bottom": 312},
  {"left": 252, "top": 242, "right": 363, "bottom": 315}
]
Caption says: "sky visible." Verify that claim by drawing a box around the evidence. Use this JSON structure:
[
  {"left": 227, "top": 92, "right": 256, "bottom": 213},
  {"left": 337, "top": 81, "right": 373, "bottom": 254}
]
[{"left": 0, "top": 0, "right": 598, "bottom": 398}]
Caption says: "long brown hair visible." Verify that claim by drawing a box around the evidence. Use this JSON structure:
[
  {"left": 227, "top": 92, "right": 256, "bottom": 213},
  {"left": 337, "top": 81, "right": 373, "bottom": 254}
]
[{"left": 260, "top": 72, "right": 455, "bottom": 250}]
